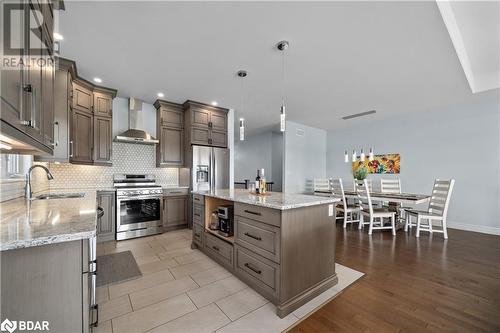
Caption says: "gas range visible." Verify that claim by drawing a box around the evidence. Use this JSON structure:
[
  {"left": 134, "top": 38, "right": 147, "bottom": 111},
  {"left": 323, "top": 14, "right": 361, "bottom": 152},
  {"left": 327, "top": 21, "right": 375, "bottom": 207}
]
[{"left": 113, "top": 174, "right": 164, "bottom": 240}]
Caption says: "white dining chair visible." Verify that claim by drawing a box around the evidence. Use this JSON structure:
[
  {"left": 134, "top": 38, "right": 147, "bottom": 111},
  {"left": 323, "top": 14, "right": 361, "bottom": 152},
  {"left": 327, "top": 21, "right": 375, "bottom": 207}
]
[
  {"left": 313, "top": 178, "right": 331, "bottom": 193},
  {"left": 380, "top": 179, "right": 401, "bottom": 194},
  {"left": 356, "top": 179, "right": 396, "bottom": 235},
  {"left": 404, "top": 179, "right": 455, "bottom": 239},
  {"left": 332, "top": 178, "right": 360, "bottom": 228},
  {"left": 354, "top": 178, "right": 372, "bottom": 192}
]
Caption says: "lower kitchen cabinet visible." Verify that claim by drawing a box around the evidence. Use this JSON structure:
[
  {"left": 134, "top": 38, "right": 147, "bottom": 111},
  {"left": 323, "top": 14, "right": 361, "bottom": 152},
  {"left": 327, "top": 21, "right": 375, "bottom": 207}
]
[
  {"left": 0, "top": 239, "right": 96, "bottom": 333},
  {"left": 97, "top": 191, "right": 115, "bottom": 242},
  {"left": 163, "top": 195, "right": 188, "bottom": 230}
]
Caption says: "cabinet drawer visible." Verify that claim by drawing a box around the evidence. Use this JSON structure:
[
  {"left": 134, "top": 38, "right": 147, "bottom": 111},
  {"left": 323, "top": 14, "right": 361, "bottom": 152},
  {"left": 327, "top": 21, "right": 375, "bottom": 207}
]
[
  {"left": 234, "top": 203, "right": 281, "bottom": 227},
  {"left": 193, "top": 223, "right": 204, "bottom": 248},
  {"left": 204, "top": 233, "right": 233, "bottom": 269},
  {"left": 193, "top": 194, "right": 205, "bottom": 205},
  {"left": 235, "top": 216, "right": 280, "bottom": 263},
  {"left": 193, "top": 204, "right": 204, "bottom": 226},
  {"left": 235, "top": 245, "right": 279, "bottom": 300}
]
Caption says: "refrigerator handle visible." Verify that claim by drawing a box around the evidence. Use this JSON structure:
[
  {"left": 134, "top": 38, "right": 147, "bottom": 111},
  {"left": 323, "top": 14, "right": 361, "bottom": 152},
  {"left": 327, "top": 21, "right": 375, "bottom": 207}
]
[{"left": 212, "top": 149, "right": 216, "bottom": 190}]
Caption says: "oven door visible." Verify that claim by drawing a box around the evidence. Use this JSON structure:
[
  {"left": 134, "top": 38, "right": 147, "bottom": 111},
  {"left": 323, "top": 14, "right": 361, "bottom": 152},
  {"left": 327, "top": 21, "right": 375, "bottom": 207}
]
[{"left": 116, "top": 196, "right": 162, "bottom": 232}]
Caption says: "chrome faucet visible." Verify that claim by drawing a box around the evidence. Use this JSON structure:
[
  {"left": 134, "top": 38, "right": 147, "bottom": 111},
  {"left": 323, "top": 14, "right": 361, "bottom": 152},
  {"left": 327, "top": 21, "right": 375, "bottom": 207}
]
[{"left": 25, "top": 165, "right": 54, "bottom": 199}]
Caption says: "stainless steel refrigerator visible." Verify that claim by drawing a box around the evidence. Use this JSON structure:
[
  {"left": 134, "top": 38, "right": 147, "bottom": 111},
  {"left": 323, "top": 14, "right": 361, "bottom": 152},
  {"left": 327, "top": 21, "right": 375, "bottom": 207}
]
[{"left": 191, "top": 145, "right": 229, "bottom": 192}]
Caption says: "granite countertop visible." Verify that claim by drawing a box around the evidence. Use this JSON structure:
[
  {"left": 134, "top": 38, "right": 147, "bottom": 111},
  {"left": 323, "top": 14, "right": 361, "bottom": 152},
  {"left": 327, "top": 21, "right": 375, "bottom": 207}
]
[
  {"left": 193, "top": 189, "right": 340, "bottom": 210},
  {"left": 0, "top": 189, "right": 99, "bottom": 251}
]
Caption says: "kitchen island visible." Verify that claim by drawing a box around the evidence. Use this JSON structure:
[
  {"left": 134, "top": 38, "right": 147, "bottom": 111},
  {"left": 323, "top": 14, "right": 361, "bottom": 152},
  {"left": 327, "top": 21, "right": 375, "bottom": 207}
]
[{"left": 191, "top": 189, "right": 341, "bottom": 318}]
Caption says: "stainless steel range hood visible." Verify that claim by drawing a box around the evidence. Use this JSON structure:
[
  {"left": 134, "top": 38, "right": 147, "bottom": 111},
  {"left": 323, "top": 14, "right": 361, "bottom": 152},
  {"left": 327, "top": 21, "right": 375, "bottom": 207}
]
[{"left": 114, "top": 98, "right": 159, "bottom": 144}]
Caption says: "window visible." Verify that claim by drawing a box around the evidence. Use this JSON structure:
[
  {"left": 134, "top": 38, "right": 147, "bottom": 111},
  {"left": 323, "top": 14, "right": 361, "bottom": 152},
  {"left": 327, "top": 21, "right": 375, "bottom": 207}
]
[{"left": 1, "top": 154, "right": 31, "bottom": 180}]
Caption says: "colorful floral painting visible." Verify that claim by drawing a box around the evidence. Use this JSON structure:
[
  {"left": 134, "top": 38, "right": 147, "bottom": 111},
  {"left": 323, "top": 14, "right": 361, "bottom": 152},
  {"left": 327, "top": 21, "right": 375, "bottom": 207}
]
[{"left": 352, "top": 153, "right": 400, "bottom": 174}]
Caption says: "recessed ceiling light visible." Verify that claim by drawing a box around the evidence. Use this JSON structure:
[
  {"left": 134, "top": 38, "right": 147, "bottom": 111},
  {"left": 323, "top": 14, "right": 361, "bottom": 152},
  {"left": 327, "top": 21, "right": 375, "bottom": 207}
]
[
  {"left": 93, "top": 77, "right": 102, "bottom": 83},
  {"left": 157, "top": 92, "right": 164, "bottom": 98},
  {"left": 53, "top": 32, "right": 64, "bottom": 41},
  {"left": 211, "top": 101, "right": 218, "bottom": 106}
]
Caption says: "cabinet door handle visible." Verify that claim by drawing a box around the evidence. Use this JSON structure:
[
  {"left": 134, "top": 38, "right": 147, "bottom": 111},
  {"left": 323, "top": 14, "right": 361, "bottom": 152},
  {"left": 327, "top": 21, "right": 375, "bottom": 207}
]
[
  {"left": 244, "top": 232, "right": 262, "bottom": 241},
  {"left": 69, "top": 140, "right": 74, "bottom": 157},
  {"left": 212, "top": 245, "right": 220, "bottom": 251},
  {"left": 31, "top": 86, "right": 37, "bottom": 129},
  {"left": 208, "top": 121, "right": 213, "bottom": 128},
  {"left": 244, "top": 263, "right": 262, "bottom": 275},
  {"left": 21, "top": 84, "right": 34, "bottom": 127},
  {"left": 244, "top": 210, "right": 262, "bottom": 216}
]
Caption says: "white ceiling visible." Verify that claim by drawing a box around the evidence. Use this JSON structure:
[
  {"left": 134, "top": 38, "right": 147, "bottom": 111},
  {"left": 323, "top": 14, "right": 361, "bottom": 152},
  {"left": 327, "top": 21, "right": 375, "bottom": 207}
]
[
  {"left": 437, "top": 1, "right": 500, "bottom": 93},
  {"left": 57, "top": 1, "right": 491, "bottom": 134}
]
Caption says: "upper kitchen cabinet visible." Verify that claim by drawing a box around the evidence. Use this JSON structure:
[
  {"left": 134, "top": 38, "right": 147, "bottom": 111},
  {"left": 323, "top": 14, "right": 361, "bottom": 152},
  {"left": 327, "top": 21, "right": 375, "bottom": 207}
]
[
  {"left": 35, "top": 58, "right": 76, "bottom": 163},
  {"left": 93, "top": 91, "right": 113, "bottom": 118},
  {"left": 70, "top": 78, "right": 117, "bottom": 166},
  {"left": 93, "top": 116, "right": 113, "bottom": 165},
  {"left": 72, "top": 81, "right": 93, "bottom": 114},
  {"left": 183, "top": 100, "right": 229, "bottom": 148},
  {"left": 0, "top": 2, "right": 55, "bottom": 155},
  {"left": 154, "top": 100, "right": 184, "bottom": 128},
  {"left": 154, "top": 100, "right": 185, "bottom": 167}
]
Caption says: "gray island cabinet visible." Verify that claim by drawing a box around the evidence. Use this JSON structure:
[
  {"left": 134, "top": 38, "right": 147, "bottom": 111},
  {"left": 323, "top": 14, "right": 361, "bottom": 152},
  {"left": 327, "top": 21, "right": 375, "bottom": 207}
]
[{"left": 191, "top": 189, "right": 341, "bottom": 318}]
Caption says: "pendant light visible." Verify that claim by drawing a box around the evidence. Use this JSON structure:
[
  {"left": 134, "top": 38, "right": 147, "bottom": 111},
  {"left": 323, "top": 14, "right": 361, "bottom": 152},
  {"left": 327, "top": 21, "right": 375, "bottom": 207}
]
[
  {"left": 277, "top": 40, "right": 289, "bottom": 132},
  {"left": 239, "top": 118, "right": 245, "bottom": 141},
  {"left": 344, "top": 147, "right": 375, "bottom": 162},
  {"left": 237, "top": 70, "right": 247, "bottom": 141}
]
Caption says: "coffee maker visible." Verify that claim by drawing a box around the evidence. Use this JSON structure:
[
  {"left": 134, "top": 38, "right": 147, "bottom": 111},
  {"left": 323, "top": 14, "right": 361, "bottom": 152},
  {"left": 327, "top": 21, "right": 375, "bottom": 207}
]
[{"left": 217, "top": 205, "right": 234, "bottom": 237}]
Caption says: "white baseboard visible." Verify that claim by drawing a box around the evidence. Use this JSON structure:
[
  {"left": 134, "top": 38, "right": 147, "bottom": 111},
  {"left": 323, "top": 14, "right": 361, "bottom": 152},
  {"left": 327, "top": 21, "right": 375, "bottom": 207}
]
[{"left": 447, "top": 221, "right": 500, "bottom": 236}]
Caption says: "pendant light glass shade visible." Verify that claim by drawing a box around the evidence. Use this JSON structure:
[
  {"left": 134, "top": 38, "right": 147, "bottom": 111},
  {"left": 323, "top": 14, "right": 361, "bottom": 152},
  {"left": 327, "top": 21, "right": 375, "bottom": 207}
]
[
  {"left": 344, "top": 150, "right": 349, "bottom": 163},
  {"left": 239, "top": 118, "right": 245, "bottom": 141},
  {"left": 280, "top": 105, "right": 286, "bottom": 132},
  {"left": 352, "top": 150, "right": 357, "bottom": 162},
  {"left": 369, "top": 147, "right": 374, "bottom": 161},
  {"left": 360, "top": 149, "right": 365, "bottom": 162}
]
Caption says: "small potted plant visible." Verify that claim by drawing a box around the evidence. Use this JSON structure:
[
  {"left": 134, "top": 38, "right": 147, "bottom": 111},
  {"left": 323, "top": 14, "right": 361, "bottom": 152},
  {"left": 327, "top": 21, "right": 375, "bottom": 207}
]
[{"left": 353, "top": 167, "right": 368, "bottom": 186}]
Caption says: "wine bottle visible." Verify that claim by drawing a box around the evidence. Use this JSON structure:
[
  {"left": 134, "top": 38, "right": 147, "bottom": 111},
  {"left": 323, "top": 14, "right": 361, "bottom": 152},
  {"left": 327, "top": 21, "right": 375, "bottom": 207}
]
[
  {"left": 260, "top": 168, "right": 266, "bottom": 193},
  {"left": 255, "top": 169, "right": 261, "bottom": 194}
]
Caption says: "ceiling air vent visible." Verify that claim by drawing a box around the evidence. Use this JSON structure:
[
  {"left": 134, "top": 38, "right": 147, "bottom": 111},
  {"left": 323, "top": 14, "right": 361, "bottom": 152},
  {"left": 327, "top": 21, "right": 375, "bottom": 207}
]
[{"left": 342, "top": 110, "right": 376, "bottom": 120}]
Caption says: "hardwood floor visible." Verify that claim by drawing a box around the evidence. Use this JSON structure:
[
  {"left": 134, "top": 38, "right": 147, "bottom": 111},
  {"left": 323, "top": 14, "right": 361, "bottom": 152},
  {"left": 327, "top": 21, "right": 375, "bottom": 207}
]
[{"left": 290, "top": 224, "right": 500, "bottom": 333}]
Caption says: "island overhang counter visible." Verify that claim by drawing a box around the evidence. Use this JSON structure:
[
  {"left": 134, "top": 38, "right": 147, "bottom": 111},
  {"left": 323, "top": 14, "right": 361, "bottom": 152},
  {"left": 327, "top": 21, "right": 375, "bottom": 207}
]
[{"left": 191, "top": 189, "right": 341, "bottom": 318}]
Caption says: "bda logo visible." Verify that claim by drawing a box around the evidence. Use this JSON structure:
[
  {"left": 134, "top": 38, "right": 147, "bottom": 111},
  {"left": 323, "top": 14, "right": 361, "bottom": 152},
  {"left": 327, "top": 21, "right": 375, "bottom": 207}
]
[{"left": 0, "top": 319, "right": 17, "bottom": 333}]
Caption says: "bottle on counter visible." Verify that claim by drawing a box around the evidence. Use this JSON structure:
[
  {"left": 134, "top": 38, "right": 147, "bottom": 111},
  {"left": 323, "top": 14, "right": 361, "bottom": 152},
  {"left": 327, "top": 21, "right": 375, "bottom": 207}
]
[
  {"left": 260, "top": 168, "right": 267, "bottom": 194},
  {"left": 255, "top": 169, "right": 261, "bottom": 194}
]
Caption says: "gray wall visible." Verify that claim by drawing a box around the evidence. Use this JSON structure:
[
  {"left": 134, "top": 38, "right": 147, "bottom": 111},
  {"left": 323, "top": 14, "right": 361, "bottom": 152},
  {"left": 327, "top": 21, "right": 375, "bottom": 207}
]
[
  {"left": 284, "top": 121, "right": 327, "bottom": 194},
  {"left": 326, "top": 89, "right": 500, "bottom": 234},
  {"left": 234, "top": 131, "right": 283, "bottom": 191},
  {"left": 112, "top": 97, "right": 157, "bottom": 138},
  {"left": 271, "top": 132, "right": 284, "bottom": 192}
]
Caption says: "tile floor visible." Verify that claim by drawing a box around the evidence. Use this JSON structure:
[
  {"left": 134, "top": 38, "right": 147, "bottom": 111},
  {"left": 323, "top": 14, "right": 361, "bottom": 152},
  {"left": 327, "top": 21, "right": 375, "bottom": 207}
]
[{"left": 95, "top": 228, "right": 364, "bottom": 333}]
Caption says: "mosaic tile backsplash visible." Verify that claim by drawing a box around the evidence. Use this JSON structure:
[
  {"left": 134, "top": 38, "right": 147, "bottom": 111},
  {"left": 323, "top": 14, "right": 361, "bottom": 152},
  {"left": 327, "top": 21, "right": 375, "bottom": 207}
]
[{"left": 47, "top": 142, "right": 181, "bottom": 189}]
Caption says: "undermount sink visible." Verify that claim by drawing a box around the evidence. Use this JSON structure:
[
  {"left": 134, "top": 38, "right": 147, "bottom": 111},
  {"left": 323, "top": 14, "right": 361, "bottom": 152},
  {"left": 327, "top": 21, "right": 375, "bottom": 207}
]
[{"left": 32, "top": 193, "right": 85, "bottom": 200}]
